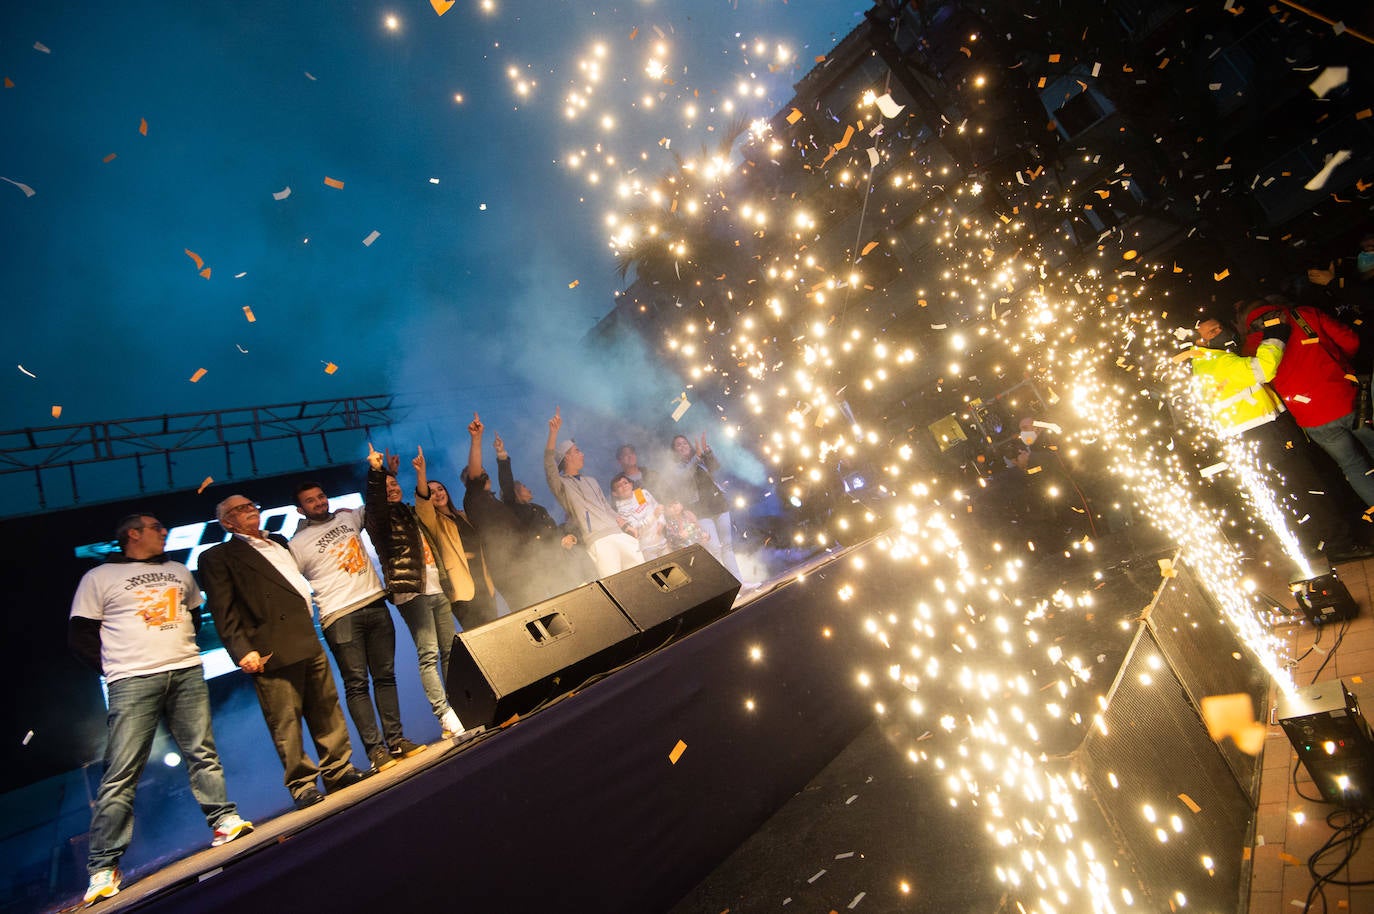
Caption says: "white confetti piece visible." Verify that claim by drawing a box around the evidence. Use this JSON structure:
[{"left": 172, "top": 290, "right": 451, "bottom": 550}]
[
  {"left": 848, "top": 893, "right": 866, "bottom": 910},
  {"left": 845, "top": 794, "right": 858, "bottom": 804},
  {"left": 835, "top": 851, "right": 855, "bottom": 859},
  {"left": 234, "top": 272, "right": 247, "bottom": 278},
  {"left": 807, "top": 869, "right": 826, "bottom": 884},
  {"left": 1208, "top": 82, "right": 1222, "bottom": 91},
  {"left": 362, "top": 230, "right": 380, "bottom": 247},
  {"left": 22, "top": 730, "right": 33, "bottom": 746},
  {"left": 272, "top": 186, "right": 292, "bottom": 201},
  {"left": 1, "top": 176, "right": 36, "bottom": 197},
  {"left": 479, "top": 202, "right": 487, "bottom": 211},
  {"left": 1091, "top": 61, "right": 1101, "bottom": 77},
  {"left": 866, "top": 146, "right": 879, "bottom": 168},
  {"left": 304, "top": 71, "right": 317, "bottom": 81},
  {"left": 1308, "top": 67, "right": 1348, "bottom": 97},
  {"left": 1200, "top": 462, "right": 1228, "bottom": 478},
  {"left": 18, "top": 364, "right": 37, "bottom": 378},
  {"left": 33, "top": 41, "right": 51, "bottom": 53},
  {"left": 873, "top": 92, "right": 905, "bottom": 118},
  {"left": 1305, "top": 149, "right": 1352, "bottom": 191},
  {"left": 429, "top": 177, "right": 440, "bottom": 184},
  {"left": 671, "top": 394, "right": 691, "bottom": 422}
]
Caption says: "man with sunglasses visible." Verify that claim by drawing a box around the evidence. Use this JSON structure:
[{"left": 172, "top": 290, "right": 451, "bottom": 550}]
[
  {"left": 69, "top": 513, "right": 253, "bottom": 904},
  {"left": 199, "top": 496, "right": 364, "bottom": 812}
]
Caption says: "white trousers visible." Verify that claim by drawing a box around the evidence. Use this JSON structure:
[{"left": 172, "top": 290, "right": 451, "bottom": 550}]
[{"left": 587, "top": 532, "right": 645, "bottom": 577}]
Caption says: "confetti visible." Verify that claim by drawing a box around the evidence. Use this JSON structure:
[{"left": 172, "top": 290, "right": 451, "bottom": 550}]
[
  {"left": 1048, "top": 53, "right": 1061, "bottom": 63},
  {"left": 197, "top": 476, "right": 214, "bottom": 494},
  {"left": 304, "top": 71, "right": 316, "bottom": 81},
  {"left": 362, "top": 230, "right": 380, "bottom": 247},
  {"left": 866, "top": 146, "right": 879, "bottom": 168},
  {"left": 323, "top": 176, "right": 344, "bottom": 189},
  {"left": 1358, "top": 109, "right": 1372, "bottom": 121},
  {"left": 324, "top": 361, "right": 338, "bottom": 374},
  {"left": 567, "top": 279, "right": 580, "bottom": 289},
  {"left": 18, "top": 365, "right": 37, "bottom": 378},
  {"left": 430, "top": 0, "right": 454, "bottom": 14},
  {"left": 1304, "top": 149, "right": 1351, "bottom": 191},
  {"left": 33, "top": 41, "right": 50, "bottom": 54},
  {"left": 200, "top": 267, "right": 211, "bottom": 279},
  {"left": 1178, "top": 794, "right": 1201, "bottom": 814},
  {"left": 22, "top": 730, "right": 33, "bottom": 746},
  {"left": 185, "top": 249, "right": 205, "bottom": 270},
  {"left": 1213, "top": 269, "right": 1230, "bottom": 281},
  {"left": 50, "top": 405, "right": 61, "bottom": 419},
  {"left": 272, "top": 186, "right": 292, "bottom": 201},
  {"left": 1308, "top": 67, "right": 1348, "bottom": 98},
  {"left": 860, "top": 241, "right": 879, "bottom": 257},
  {"left": 242, "top": 305, "right": 256, "bottom": 322},
  {"left": 234, "top": 272, "right": 246, "bottom": 279},
  {"left": 1199, "top": 462, "right": 1228, "bottom": 478},
  {"left": 3, "top": 77, "right": 13, "bottom": 88},
  {"left": 873, "top": 92, "right": 905, "bottom": 118},
  {"left": 189, "top": 368, "right": 207, "bottom": 383},
  {"left": 429, "top": 177, "right": 440, "bottom": 184},
  {"left": 671, "top": 394, "right": 691, "bottom": 422},
  {"left": 138, "top": 117, "right": 148, "bottom": 136},
  {"left": 101, "top": 153, "right": 117, "bottom": 163},
  {"left": 0, "top": 176, "right": 36, "bottom": 197},
  {"left": 786, "top": 107, "right": 803, "bottom": 125},
  {"left": 668, "top": 739, "right": 687, "bottom": 764}
]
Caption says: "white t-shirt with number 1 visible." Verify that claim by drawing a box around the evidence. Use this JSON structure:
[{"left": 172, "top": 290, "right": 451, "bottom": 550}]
[{"left": 69, "top": 559, "right": 204, "bottom": 684}]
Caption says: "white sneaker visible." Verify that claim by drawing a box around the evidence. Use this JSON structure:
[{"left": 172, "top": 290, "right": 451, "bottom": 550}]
[
  {"left": 84, "top": 868, "right": 121, "bottom": 904},
  {"left": 441, "top": 709, "right": 465, "bottom": 739},
  {"left": 211, "top": 814, "right": 254, "bottom": 847}
]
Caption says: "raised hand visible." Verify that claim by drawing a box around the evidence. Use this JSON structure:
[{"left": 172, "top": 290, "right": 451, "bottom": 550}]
[
  {"left": 549, "top": 406, "right": 562, "bottom": 435},
  {"left": 367, "top": 441, "right": 384, "bottom": 471},
  {"left": 386, "top": 451, "right": 400, "bottom": 476},
  {"left": 468, "top": 412, "right": 484, "bottom": 438},
  {"left": 412, "top": 445, "right": 426, "bottom": 473},
  {"left": 493, "top": 433, "right": 507, "bottom": 459}
]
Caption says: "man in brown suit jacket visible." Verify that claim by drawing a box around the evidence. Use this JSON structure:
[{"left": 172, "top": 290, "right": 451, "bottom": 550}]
[{"left": 199, "top": 494, "right": 364, "bottom": 809}]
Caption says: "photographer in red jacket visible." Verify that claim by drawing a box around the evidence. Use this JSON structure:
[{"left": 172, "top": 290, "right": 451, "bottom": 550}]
[{"left": 1238, "top": 296, "right": 1374, "bottom": 508}]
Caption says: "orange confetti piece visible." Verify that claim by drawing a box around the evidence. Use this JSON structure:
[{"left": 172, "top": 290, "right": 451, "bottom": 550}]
[
  {"left": 3, "top": 77, "right": 13, "bottom": 88},
  {"left": 959, "top": 47, "right": 971, "bottom": 57},
  {"left": 185, "top": 249, "right": 204, "bottom": 270},
  {"left": 430, "top": 0, "right": 454, "bottom": 14},
  {"left": 324, "top": 362, "right": 338, "bottom": 375},
  {"left": 1048, "top": 53, "right": 1061, "bottom": 63},
  {"left": 51, "top": 405, "right": 61, "bottom": 419},
  {"left": 1158, "top": 57, "right": 1170, "bottom": 69},
  {"left": 668, "top": 739, "right": 687, "bottom": 765},
  {"left": 197, "top": 476, "right": 214, "bottom": 495},
  {"left": 834, "top": 125, "right": 854, "bottom": 149},
  {"left": 1037, "top": 76, "right": 1047, "bottom": 89},
  {"left": 242, "top": 305, "right": 256, "bottom": 322},
  {"left": 1279, "top": 852, "right": 1302, "bottom": 866},
  {"left": 1173, "top": 263, "right": 1183, "bottom": 273},
  {"left": 1178, "top": 794, "right": 1201, "bottom": 813},
  {"left": 568, "top": 279, "right": 580, "bottom": 289},
  {"left": 1214, "top": 269, "right": 1230, "bottom": 281},
  {"left": 138, "top": 118, "right": 147, "bottom": 136},
  {"left": 628, "top": 26, "right": 638, "bottom": 40},
  {"left": 860, "top": 240, "right": 879, "bottom": 256},
  {"left": 323, "top": 176, "right": 344, "bottom": 189},
  {"left": 1123, "top": 249, "right": 1137, "bottom": 260},
  {"left": 814, "top": 55, "right": 825, "bottom": 63},
  {"left": 1095, "top": 189, "right": 1111, "bottom": 199},
  {"left": 785, "top": 108, "right": 802, "bottom": 125},
  {"left": 1357, "top": 108, "right": 1372, "bottom": 120},
  {"left": 1106, "top": 293, "right": 1118, "bottom": 302},
  {"left": 189, "top": 368, "right": 207, "bottom": 383},
  {"left": 199, "top": 267, "right": 211, "bottom": 279},
  {"left": 101, "top": 153, "right": 117, "bottom": 163}
]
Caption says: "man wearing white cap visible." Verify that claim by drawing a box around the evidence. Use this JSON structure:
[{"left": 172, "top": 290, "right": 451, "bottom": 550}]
[{"left": 544, "top": 407, "right": 644, "bottom": 577}]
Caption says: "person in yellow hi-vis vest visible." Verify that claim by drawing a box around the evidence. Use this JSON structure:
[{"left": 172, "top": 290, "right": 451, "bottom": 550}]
[{"left": 1180, "top": 315, "right": 1374, "bottom": 565}]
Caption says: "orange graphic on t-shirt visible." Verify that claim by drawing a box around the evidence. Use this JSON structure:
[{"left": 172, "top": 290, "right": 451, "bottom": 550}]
[
  {"left": 421, "top": 536, "right": 435, "bottom": 566},
  {"left": 336, "top": 536, "right": 369, "bottom": 575},
  {"left": 138, "top": 587, "right": 180, "bottom": 627}
]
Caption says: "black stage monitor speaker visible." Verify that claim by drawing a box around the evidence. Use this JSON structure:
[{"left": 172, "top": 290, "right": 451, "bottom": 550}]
[
  {"left": 597, "top": 544, "right": 741, "bottom": 652},
  {"left": 446, "top": 583, "right": 641, "bottom": 729}
]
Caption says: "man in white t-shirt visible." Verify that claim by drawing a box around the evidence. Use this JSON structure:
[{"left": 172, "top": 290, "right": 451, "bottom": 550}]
[
  {"left": 69, "top": 513, "right": 253, "bottom": 905},
  {"left": 289, "top": 481, "right": 426, "bottom": 772}
]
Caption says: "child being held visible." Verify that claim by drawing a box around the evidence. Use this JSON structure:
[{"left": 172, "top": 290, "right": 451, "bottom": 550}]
[
  {"left": 663, "top": 499, "right": 710, "bottom": 551},
  {"left": 610, "top": 473, "right": 669, "bottom": 559}
]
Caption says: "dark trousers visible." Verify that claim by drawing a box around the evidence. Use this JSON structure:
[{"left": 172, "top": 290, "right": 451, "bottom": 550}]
[
  {"left": 1246, "top": 412, "right": 1357, "bottom": 552},
  {"left": 251, "top": 652, "right": 355, "bottom": 801},
  {"left": 321, "top": 600, "right": 402, "bottom": 754}
]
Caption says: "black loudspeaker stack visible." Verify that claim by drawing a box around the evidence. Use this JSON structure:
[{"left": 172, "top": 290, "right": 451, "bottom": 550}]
[{"left": 446, "top": 544, "right": 741, "bottom": 729}]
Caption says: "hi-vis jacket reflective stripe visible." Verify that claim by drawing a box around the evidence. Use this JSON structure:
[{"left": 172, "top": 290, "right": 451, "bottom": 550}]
[{"left": 1189, "top": 339, "right": 1286, "bottom": 437}]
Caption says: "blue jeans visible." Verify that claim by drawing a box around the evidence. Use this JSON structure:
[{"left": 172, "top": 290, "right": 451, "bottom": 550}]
[
  {"left": 395, "top": 593, "right": 455, "bottom": 720},
  {"left": 1305, "top": 412, "right": 1374, "bottom": 507},
  {"left": 321, "top": 601, "right": 402, "bottom": 754},
  {"left": 88, "top": 666, "right": 236, "bottom": 874}
]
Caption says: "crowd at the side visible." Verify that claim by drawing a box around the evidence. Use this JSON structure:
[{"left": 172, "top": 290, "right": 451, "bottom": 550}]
[{"left": 65, "top": 406, "right": 743, "bottom": 905}]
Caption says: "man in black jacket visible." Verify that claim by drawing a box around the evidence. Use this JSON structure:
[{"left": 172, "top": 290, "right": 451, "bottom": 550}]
[{"left": 199, "top": 495, "right": 364, "bottom": 810}]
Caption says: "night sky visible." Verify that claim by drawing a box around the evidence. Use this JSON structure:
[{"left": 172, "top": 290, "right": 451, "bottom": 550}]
[{"left": 1, "top": 1, "right": 868, "bottom": 486}]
